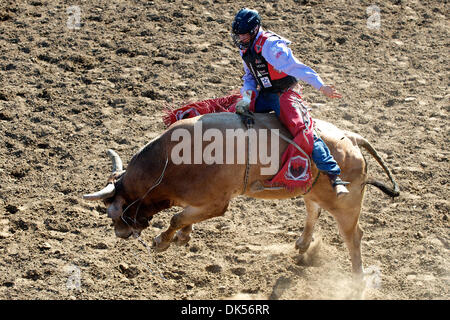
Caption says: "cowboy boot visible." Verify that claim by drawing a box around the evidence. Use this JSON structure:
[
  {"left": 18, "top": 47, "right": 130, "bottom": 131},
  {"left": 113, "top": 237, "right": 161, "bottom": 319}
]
[{"left": 328, "top": 174, "right": 350, "bottom": 198}]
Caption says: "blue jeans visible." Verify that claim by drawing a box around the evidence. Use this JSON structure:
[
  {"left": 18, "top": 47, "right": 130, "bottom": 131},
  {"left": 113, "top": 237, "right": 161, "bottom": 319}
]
[
  {"left": 312, "top": 135, "right": 341, "bottom": 176},
  {"left": 254, "top": 91, "right": 281, "bottom": 116}
]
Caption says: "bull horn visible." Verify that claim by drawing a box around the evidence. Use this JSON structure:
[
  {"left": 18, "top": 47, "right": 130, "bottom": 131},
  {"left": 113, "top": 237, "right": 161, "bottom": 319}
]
[
  {"left": 107, "top": 149, "right": 123, "bottom": 173},
  {"left": 83, "top": 183, "right": 115, "bottom": 201},
  {"left": 83, "top": 149, "right": 122, "bottom": 201}
]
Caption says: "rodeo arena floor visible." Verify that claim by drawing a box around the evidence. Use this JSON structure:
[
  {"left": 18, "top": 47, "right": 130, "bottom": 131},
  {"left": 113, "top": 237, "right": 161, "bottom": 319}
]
[{"left": 0, "top": 0, "right": 448, "bottom": 306}]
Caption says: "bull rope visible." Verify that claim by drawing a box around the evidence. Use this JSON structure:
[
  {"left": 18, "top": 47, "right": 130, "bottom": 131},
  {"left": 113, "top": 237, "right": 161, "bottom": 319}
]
[
  {"left": 132, "top": 234, "right": 167, "bottom": 281},
  {"left": 240, "top": 113, "right": 253, "bottom": 194}
]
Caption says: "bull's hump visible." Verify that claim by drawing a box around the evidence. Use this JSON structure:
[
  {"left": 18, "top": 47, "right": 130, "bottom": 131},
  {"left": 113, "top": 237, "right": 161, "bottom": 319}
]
[{"left": 195, "top": 112, "right": 282, "bottom": 130}]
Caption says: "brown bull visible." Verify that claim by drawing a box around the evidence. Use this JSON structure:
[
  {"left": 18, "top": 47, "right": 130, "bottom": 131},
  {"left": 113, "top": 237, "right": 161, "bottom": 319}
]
[{"left": 83, "top": 113, "right": 399, "bottom": 281}]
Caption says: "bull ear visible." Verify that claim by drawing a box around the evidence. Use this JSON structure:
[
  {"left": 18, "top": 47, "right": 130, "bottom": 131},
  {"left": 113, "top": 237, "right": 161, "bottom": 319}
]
[{"left": 107, "top": 196, "right": 125, "bottom": 220}]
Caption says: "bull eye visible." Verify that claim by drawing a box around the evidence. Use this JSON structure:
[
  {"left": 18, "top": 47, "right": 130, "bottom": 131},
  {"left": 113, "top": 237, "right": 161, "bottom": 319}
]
[{"left": 103, "top": 196, "right": 116, "bottom": 206}]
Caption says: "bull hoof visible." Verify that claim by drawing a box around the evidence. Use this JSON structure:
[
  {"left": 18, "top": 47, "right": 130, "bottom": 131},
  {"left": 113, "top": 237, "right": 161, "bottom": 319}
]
[
  {"left": 152, "top": 234, "right": 171, "bottom": 252},
  {"left": 347, "top": 276, "right": 366, "bottom": 300},
  {"left": 295, "top": 237, "right": 311, "bottom": 254},
  {"left": 173, "top": 231, "right": 191, "bottom": 246}
]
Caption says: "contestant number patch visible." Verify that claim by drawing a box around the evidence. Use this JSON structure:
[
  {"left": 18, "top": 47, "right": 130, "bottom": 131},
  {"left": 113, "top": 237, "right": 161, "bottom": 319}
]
[{"left": 260, "top": 76, "right": 272, "bottom": 88}]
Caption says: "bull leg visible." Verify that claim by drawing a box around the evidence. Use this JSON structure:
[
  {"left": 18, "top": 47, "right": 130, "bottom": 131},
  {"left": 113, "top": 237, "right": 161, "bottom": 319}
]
[
  {"left": 332, "top": 206, "right": 365, "bottom": 297},
  {"left": 334, "top": 208, "right": 364, "bottom": 276},
  {"left": 173, "top": 224, "right": 193, "bottom": 246},
  {"left": 153, "top": 202, "right": 229, "bottom": 252},
  {"left": 295, "top": 199, "right": 321, "bottom": 254}
]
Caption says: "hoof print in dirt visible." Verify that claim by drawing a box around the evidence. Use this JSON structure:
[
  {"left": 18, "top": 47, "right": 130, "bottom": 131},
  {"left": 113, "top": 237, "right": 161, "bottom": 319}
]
[{"left": 118, "top": 263, "right": 140, "bottom": 279}]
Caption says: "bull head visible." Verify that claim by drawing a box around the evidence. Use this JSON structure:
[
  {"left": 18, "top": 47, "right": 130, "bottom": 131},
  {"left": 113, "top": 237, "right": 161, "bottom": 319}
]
[
  {"left": 84, "top": 149, "right": 170, "bottom": 239},
  {"left": 83, "top": 149, "right": 135, "bottom": 238}
]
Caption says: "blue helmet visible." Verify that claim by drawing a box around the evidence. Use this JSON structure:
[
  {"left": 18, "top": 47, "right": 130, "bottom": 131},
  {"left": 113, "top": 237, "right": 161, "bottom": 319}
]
[{"left": 231, "top": 8, "right": 261, "bottom": 50}]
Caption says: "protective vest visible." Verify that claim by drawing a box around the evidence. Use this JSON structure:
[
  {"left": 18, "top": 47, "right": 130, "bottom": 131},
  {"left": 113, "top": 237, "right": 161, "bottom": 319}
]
[{"left": 242, "top": 31, "right": 297, "bottom": 93}]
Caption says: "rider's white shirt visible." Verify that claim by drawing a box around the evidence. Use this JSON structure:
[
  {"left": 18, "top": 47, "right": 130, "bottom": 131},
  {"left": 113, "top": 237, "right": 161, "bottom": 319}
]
[{"left": 240, "top": 28, "right": 325, "bottom": 96}]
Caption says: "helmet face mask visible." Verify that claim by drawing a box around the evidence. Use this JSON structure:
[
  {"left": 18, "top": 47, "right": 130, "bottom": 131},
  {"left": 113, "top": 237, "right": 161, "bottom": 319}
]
[
  {"left": 231, "top": 8, "right": 261, "bottom": 50},
  {"left": 231, "top": 25, "right": 260, "bottom": 50}
]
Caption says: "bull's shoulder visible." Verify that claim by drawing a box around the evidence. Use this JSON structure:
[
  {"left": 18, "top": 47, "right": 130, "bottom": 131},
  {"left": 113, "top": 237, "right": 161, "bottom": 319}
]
[{"left": 167, "top": 112, "right": 283, "bottom": 131}]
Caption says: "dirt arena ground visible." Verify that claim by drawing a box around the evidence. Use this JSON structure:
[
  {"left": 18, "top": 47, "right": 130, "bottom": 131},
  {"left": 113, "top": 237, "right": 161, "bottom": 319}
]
[{"left": 0, "top": 0, "right": 448, "bottom": 300}]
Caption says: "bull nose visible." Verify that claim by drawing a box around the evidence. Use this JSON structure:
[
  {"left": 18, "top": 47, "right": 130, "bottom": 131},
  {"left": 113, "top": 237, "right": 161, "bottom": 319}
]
[
  {"left": 113, "top": 221, "right": 133, "bottom": 239},
  {"left": 115, "top": 228, "right": 133, "bottom": 239}
]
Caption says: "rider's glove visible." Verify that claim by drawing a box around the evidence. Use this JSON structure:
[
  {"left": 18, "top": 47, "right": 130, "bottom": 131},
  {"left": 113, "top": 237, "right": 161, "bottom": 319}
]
[{"left": 235, "top": 90, "right": 253, "bottom": 114}]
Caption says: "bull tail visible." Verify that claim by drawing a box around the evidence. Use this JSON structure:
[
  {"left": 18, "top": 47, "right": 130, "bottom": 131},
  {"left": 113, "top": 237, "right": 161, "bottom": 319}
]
[{"left": 344, "top": 131, "right": 400, "bottom": 198}]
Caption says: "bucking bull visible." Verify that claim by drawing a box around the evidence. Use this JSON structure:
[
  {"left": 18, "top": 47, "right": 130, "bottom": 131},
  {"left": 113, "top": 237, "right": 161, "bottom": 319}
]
[{"left": 83, "top": 112, "right": 399, "bottom": 283}]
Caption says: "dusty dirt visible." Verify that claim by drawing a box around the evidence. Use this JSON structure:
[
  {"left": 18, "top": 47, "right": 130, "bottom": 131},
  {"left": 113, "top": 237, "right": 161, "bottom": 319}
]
[{"left": 0, "top": 0, "right": 448, "bottom": 300}]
